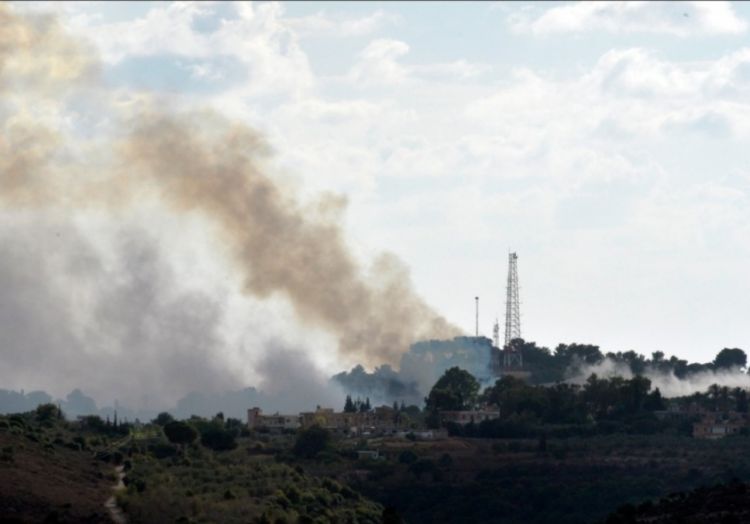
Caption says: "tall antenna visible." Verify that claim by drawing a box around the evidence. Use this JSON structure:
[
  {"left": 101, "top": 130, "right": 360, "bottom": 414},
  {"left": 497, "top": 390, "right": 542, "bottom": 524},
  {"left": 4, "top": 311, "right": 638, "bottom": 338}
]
[
  {"left": 475, "top": 296, "right": 479, "bottom": 337},
  {"left": 503, "top": 252, "right": 523, "bottom": 369},
  {"left": 504, "top": 252, "right": 521, "bottom": 346}
]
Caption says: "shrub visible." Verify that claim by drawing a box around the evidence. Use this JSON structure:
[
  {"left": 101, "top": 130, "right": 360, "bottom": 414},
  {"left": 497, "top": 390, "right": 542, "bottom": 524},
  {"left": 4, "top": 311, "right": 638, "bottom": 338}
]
[
  {"left": 398, "top": 450, "right": 418, "bottom": 464},
  {"left": 293, "top": 426, "right": 331, "bottom": 459},
  {"left": 200, "top": 427, "right": 237, "bottom": 451},
  {"left": 35, "top": 403, "right": 59, "bottom": 424},
  {"left": 438, "top": 453, "right": 453, "bottom": 468},
  {"left": 409, "top": 459, "right": 436, "bottom": 479},
  {"left": 164, "top": 421, "right": 198, "bottom": 448},
  {"left": 152, "top": 412, "right": 175, "bottom": 426},
  {"left": 149, "top": 442, "right": 178, "bottom": 459}
]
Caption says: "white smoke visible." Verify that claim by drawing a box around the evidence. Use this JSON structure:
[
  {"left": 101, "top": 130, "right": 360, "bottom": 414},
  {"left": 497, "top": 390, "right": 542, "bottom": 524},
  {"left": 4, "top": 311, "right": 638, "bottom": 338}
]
[{"left": 566, "top": 357, "right": 750, "bottom": 397}]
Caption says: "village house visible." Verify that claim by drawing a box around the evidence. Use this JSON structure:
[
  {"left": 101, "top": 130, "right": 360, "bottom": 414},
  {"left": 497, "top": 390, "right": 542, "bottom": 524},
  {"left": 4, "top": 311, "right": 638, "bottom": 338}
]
[
  {"left": 247, "top": 405, "right": 408, "bottom": 435},
  {"left": 299, "top": 406, "right": 403, "bottom": 435},
  {"left": 693, "top": 411, "right": 748, "bottom": 439},
  {"left": 247, "top": 407, "right": 300, "bottom": 431},
  {"left": 439, "top": 408, "right": 500, "bottom": 426}
]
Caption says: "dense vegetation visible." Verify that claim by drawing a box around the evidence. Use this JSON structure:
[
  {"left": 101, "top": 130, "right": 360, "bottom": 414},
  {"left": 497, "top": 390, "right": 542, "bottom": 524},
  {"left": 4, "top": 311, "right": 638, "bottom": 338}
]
[
  {"left": 605, "top": 479, "right": 750, "bottom": 523},
  {"left": 119, "top": 442, "right": 382, "bottom": 523},
  {"left": 350, "top": 433, "right": 750, "bottom": 524},
  {"left": 0, "top": 407, "right": 383, "bottom": 523}
]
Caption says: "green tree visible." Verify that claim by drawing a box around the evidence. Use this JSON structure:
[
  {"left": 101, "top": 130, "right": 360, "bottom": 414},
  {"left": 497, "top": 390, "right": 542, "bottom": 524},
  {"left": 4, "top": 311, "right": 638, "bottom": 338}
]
[
  {"left": 644, "top": 387, "right": 665, "bottom": 411},
  {"left": 35, "top": 403, "right": 59, "bottom": 424},
  {"left": 736, "top": 388, "right": 749, "bottom": 413},
  {"left": 425, "top": 367, "right": 480, "bottom": 427},
  {"left": 714, "top": 348, "right": 747, "bottom": 369},
  {"left": 344, "top": 395, "right": 356, "bottom": 413},
  {"left": 152, "top": 412, "right": 175, "bottom": 426},
  {"left": 554, "top": 343, "right": 604, "bottom": 365},
  {"left": 293, "top": 425, "right": 331, "bottom": 459},
  {"left": 409, "top": 458, "right": 435, "bottom": 479},
  {"left": 398, "top": 450, "right": 418, "bottom": 464},
  {"left": 200, "top": 426, "right": 237, "bottom": 451},
  {"left": 163, "top": 420, "right": 198, "bottom": 449},
  {"left": 483, "top": 375, "right": 548, "bottom": 421}
]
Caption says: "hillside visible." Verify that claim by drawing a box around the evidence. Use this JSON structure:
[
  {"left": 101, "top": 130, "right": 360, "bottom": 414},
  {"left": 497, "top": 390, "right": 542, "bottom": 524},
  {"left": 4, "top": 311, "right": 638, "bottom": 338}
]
[
  {"left": 605, "top": 479, "right": 750, "bottom": 523},
  {"left": 304, "top": 434, "right": 750, "bottom": 524},
  {"left": 0, "top": 411, "right": 114, "bottom": 523},
  {"left": 0, "top": 408, "right": 385, "bottom": 524}
]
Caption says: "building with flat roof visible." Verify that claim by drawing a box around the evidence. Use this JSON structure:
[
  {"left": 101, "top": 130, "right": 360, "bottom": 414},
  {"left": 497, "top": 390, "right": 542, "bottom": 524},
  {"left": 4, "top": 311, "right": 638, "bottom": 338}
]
[
  {"left": 439, "top": 408, "right": 500, "bottom": 426},
  {"left": 247, "top": 407, "right": 300, "bottom": 431}
]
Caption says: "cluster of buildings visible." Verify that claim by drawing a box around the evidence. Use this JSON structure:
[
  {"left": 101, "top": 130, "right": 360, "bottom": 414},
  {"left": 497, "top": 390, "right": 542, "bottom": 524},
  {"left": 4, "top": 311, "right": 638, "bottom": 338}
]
[
  {"left": 656, "top": 404, "right": 750, "bottom": 439},
  {"left": 247, "top": 405, "right": 501, "bottom": 436},
  {"left": 692, "top": 411, "right": 749, "bottom": 439},
  {"left": 248, "top": 405, "right": 407, "bottom": 435},
  {"left": 439, "top": 408, "right": 500, "bottom": 426}
]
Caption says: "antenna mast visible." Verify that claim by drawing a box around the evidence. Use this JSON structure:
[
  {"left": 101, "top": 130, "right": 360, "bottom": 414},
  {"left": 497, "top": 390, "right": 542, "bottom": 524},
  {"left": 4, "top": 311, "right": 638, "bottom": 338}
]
[
  {"left": 474, "top": 296, "right": 479, "bottom": 337},
  {"left": 503, "top": 252, "right": 523, "bottom": 369},
  {"left": 504, "top": 252, "right": 521, "bottom": 345}
]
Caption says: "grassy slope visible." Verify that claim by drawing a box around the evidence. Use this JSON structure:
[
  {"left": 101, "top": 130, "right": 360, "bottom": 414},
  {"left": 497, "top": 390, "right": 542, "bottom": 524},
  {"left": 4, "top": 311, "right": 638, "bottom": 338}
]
[
  {"left": 0, "top": 412, "right": 386, "bottom": 524},
  {"left": 0, "top": 420, "right": 113, "bottom": 523}
]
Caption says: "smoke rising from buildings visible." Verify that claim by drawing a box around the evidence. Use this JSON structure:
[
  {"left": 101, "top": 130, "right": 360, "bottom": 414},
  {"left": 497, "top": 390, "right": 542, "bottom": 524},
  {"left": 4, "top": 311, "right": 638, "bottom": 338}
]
[{"left": 0, "top": 5, "right": 458, "bottom": 410}]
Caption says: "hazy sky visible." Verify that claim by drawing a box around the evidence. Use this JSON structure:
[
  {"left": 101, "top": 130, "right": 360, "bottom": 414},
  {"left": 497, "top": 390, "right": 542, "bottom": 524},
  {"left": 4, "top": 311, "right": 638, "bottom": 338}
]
[{"left": 12, "top": 1, "right": 750, "bottom": 373}]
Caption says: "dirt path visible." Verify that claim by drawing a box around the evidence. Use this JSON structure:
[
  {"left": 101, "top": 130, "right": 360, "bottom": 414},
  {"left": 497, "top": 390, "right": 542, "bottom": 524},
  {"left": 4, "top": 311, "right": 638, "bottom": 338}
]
[{"left": 105, "top": 465, "right": 126, "bottom": 524}]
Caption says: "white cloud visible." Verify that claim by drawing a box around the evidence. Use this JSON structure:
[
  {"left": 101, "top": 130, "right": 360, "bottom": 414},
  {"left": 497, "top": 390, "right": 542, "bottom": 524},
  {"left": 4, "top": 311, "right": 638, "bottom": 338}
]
[
  {"left": 414, "top": 59, "right": 492, "bottom": 79},
  {"left": 348, "top": 38, "right": 410, "bottom": 85},
  {"left": 511, "top": 1, "right": 748, "bottom": 37},
  {"left": 286, "top": 9, "right": 400, "bottom": 38},
  {"left": 62, "top": 2, "right": 314, "bottom": 97},
  {"left": 346, "top": 38, "right": 492, "bottom": 87}
]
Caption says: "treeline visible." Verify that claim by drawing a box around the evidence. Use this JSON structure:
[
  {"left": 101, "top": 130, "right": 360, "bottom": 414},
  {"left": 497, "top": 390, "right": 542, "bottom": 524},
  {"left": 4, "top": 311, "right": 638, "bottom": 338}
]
[
  {"left": 466, "top": 374, "right": 670, "bottom": 437},
  {"left": 423, "top": 367, "right": 696, "bottom": 437},
  {"left": 673, "top": 385, "right": 749, "bottom": 413},
  {"left": 515, "top": 339, "right": 747, "bottom": 384}
]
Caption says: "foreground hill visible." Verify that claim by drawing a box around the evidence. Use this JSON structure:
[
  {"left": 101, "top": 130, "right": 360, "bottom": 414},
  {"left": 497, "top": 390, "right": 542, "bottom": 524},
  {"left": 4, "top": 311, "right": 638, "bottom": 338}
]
[
  {"left": 605, "top": 479, "right": 750, "bottom": 523},
  {"left": 0, "top": 411, "right": 114, "bottom": 523},
  {"left": 309, "top": 434, "right": 750, "bottom": 524},
  {"left": 0, "top": 408, "right": 385, "bottom": 524}
]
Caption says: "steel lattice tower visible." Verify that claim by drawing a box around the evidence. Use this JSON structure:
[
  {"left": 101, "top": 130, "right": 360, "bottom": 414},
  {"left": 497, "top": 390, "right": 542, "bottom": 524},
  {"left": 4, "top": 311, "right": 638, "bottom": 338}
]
[
  {"left": 504, "top": 252, "right": 521, "bottom": 346},
  {"left": 503, "top": 252, "right": 523, "bottom": 369}
]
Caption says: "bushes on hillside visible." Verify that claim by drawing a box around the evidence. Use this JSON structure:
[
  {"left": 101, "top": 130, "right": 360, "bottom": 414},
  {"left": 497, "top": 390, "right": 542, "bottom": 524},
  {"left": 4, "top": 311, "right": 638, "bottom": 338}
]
[{"left": 293, "top": 425, "right": 331, "bottom": 459}]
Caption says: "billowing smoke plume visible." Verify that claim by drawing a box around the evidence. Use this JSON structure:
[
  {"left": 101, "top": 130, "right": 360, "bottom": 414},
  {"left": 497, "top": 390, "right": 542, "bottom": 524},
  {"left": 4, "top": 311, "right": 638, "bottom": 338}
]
[
  {"left": 117, "top": 112, "right": 458, "bottom": 364},
  {"left": 567, "top": 357, "right": 750, "bottom": 398},
  {"left": 0, "top": 5, "right": 458, "bottom": 410},
  {"left": 0, "top": 217, "right": 243, "bottom": 408}
]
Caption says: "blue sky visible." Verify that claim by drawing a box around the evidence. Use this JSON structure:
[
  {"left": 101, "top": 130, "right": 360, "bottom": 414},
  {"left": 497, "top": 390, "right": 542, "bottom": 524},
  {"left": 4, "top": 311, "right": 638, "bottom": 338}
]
[{"left": 15, "top": 1, "right": 750, "bottom": 370}]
